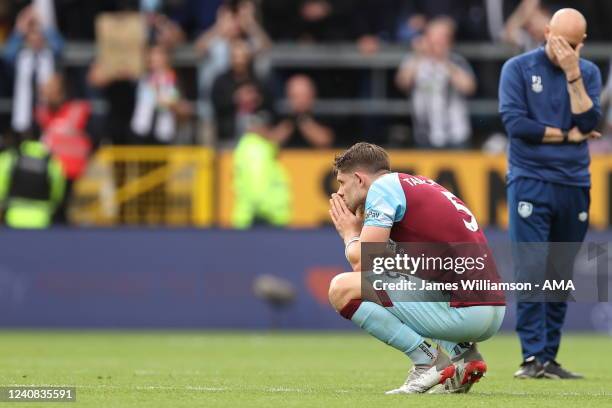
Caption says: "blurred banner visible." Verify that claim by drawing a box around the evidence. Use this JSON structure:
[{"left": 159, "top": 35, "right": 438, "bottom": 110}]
[
  {"left": 0, "top": 229, "right": 610, "bottom": 332},
  {"left": 95, "top": 12, "right": 146, "bottom": 79},
  {"left": 219, "top": 150, "right": 611, "bottom": 229}
]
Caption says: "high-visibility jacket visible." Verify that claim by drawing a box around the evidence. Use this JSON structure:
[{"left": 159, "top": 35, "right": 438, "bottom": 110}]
[
  {"left": 0, "top": 140, "right": 66, "bottom": 228},
  {"left": 232, "top": 132, "right": 291, "bottom": 229}
]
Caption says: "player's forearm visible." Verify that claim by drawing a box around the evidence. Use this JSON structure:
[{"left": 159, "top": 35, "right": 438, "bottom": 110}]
[{"left": 345, "top": 237, "right": 361, "bottom": 272}]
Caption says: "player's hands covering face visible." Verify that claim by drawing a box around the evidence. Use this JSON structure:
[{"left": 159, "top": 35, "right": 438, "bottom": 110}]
[{"left": 329, "top": 193, "right": 363, "bottom": 243}]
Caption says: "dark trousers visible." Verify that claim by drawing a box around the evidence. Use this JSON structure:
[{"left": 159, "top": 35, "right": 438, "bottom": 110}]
[{"left": 507, "top": 177, "right": 589, "bottom": 363}]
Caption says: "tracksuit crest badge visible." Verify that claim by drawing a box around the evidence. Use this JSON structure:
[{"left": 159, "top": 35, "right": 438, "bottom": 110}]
[
  {"left": 518, "top": 201, "right": 533, "bottom": 218},
  {"left": 531, "top": 75, "right": 543, "bottom": 93}
]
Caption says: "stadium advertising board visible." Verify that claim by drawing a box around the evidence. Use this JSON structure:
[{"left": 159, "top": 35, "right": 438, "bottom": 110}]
[{"left": 218, "top": 151, "right": 612, "bottom": 229}]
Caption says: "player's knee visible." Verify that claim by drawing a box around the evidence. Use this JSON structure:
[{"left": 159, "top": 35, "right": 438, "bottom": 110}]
[{"left": 328, "top": 273, "right": 355, "bottom": 311}]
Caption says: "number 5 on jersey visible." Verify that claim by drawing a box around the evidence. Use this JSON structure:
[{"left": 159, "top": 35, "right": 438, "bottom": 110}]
[{"left": 441, "top": 191, "right": 479, "bottom": 232}]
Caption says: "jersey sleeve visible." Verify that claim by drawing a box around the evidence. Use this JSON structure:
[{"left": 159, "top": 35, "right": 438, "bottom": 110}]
[{"left": 363, "top": 173, "right": 407, "bottom": 228}]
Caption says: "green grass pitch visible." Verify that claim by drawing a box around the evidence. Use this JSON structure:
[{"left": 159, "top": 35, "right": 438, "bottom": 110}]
[{"left": 0, "top": 331, "right": 611, "bottom": 407}]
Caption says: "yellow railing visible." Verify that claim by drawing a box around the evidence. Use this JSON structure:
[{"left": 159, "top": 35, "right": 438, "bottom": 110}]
[{"left": 69, "top": 147, "right": 214, "bottom": 226}]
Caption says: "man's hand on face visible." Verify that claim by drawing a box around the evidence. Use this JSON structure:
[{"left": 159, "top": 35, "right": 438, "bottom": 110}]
[
  {"left": 550, "top": 36, "right": 583, "bottom": 81},
  {"left": 329, "top": 193, "right": 363, "bottom": 243}
]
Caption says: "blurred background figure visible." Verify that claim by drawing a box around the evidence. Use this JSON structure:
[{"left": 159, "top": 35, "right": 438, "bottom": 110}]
[
  {"left": 3, "top": 5, "right": 63, "bottom": 137},
  {"left": 166, "top": 0, "right": 224, "bottom": 41},
  {"left": 261, "top": 0, "right": 352, "bottom": 43},
  {"left": 395, "top": 17, "right": 476, "bottom": 149},
  {"left": 281, "top": 74, "right": 334, "bottom": 148},
  {"left": 0, "top": 1, "right": 13, "bottom": 43},
  {"left": 352, "top": 0, "right": 398, "bottom": 54},
  {"left": 590, "top": 63, "right": 612, "bottom": 154},
  {"left": 502, "top": 0, "right": 551, "bottom": 51},
  {"left": 131, "top": 45, "right": 188, "bottom": 145},
  {"left": 232, "top": 111, "right": 291, "bottom": 229},
  {"left": 0, "top": 135, "right": 65, "bottom": 228},
  {"left": 195, "top": 0, "right": 270, "bottom": 131},
  {"left": 36, "top": 73, "right": 92, "bottom": 223},
  {"left": 212, "top": 39, "right": 270, "bottom": 145},
  {"left": 605, "top": 65, "right": 612, "bottom": 139}
]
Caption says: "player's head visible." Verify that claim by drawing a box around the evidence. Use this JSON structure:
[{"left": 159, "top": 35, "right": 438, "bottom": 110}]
[
  {"left": 333, "top": 143, "right": 390, "bottom": 212},
  {"left": 545, "top": 8, "right": 587, "bottom": 60}
]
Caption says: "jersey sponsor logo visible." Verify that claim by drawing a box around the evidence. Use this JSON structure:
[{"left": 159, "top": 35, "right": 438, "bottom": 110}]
[
  {"left": 518, "top": 201, "right": 533, "bottom": 218},
  {"left": 578, "top": 211, "right": 588, "bottom": 222},
  {"left": 366, "top": 209, "right": 382, "bottom": 220},
  {"left": 531, "top": 75, "right": 543, "bottom": 93}
]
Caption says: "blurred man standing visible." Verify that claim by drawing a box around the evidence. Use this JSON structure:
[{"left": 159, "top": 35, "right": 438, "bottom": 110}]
[
  {"left": 37, "top": 73, "right": 92, "bottom": 223},
  {"left": 3, "top": 5, "right": 63, "bottom": 137},
  {"left": 396, "top": 17, "right": 476, "bottom": 149},
  {"left": 232, "top": 111, "right": 291, "bottom": 229},
  {"left": 499, "top": 8, "right": 602, "bottom": 379},
  {"left": 282, "top": 74, "right": 334, "bottom": 148}
]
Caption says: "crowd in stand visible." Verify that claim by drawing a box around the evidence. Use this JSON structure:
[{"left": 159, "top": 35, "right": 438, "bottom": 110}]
[
  {"left": 0, "top": 0, "right": 610, "bottom": 226},
  {"left": 0, "top": 0, "right": 610, "bottom": 149}
]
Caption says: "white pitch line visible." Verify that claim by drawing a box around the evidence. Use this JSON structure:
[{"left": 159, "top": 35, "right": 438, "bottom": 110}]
[{"left": 477, "top": 391, "right": 612, "bottom": 397}]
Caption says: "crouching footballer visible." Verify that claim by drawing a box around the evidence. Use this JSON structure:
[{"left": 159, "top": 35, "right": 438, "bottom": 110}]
[{"left": 328, "top": 143, "right": 506, "bottom": 394}]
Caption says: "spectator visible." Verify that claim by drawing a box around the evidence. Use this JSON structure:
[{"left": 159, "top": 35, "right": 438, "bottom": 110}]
[
  {"left": 88, "top": 62, "right": 136, "bottom": 146},
  {"left": 36, "top": 73, "right": 92, "bottom": 222},
  {"left": 396, "top": 0, "right": 457, "bottom": 36},
  {"left": 212, "top": 40, "right": 270, "bottom": 144},
  {"left": 167, "top": 0, "right": 224, "bottom": 40},
  {"left": 131, "top": 45, "right": 189, "bottom": 145},
  {"left": 195, "top": 0, "right": 270, "bottom": 120},
  {"left": 0, "top": 1, "right": 12, "bottom": 43},
  {"left": 3, "top": 5, "right": 64, "bottom": 137},
  {"left": 262, "top": 0, "right": 352, "bottom": 42},
  {"left": 503, "top": 0, "right": 550, "bottom": 51},
  {"left": 232, "top": 111, "right": 292, "bottom": 229},
  {"left": 352, "top": 0, "right": 399, "bottom": 54},
  {"left": 146, "top": 12, "right": 186, "bottom": 50},
  {"left": 54, "top": 0, "right": 183, "bottom": 44},
  {"left": 296, "top": 0, "right": 353, "bottom": 42},
  {"left": 395, "top": 17, "right": 476, "bottom": 148},
  {"left": 0, "top": 135, "right": 65, "bottom": 228},
  {"left": 281, "top": 75, "right": 334, "bottom": 148}
]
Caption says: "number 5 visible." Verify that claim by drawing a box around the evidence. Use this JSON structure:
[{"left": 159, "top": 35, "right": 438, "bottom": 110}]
[{"left": 441, "top": 191, "right": 479, "bottom": 232}]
